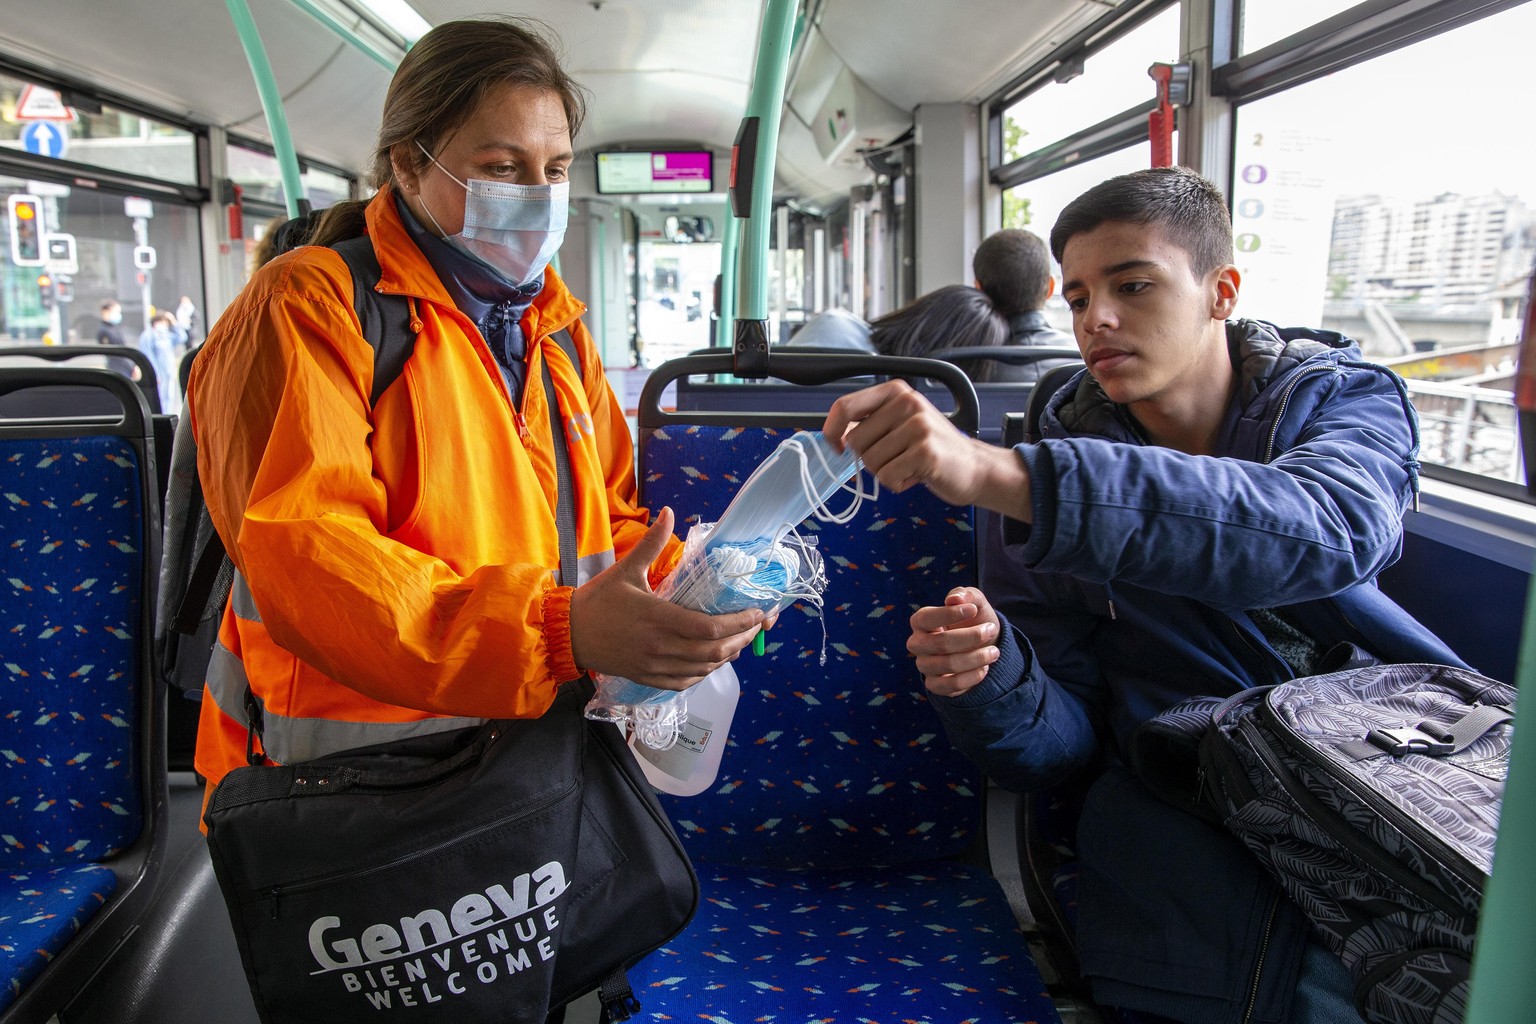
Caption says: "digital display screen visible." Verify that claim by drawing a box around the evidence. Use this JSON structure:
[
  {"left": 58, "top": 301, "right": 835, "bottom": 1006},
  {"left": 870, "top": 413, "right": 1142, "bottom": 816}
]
[{"left": 595, "top": 150, "right": 713, "bottom": 194}]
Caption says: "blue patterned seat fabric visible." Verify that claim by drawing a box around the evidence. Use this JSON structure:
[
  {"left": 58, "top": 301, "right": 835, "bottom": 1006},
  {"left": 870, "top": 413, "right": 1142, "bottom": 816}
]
[
  {"left": 1, "top": 436, "right": 145, "bottom": 1012},
  {"left": 642, "top": 863, "right": 1056, "bottom": 1024},
  {"left": 630, "top": 424, "right": 1060, "bottom": 1023},
  {"left": 0, "top": 864, "right": 118, "bottom": 1010}
]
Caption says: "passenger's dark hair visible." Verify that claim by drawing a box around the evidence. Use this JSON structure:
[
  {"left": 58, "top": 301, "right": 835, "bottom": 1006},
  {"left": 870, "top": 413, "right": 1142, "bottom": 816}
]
[
  {"left": 869, "top": 284, "right": 1010, "bottom": 382},
  {"left": 1049, "top": 166, "right": 1234, "bottom": 276},
  {"left": 250, "top": 211, "right": 320, "bottom": 271},
  {"left": 310, "top": 17, "right": 587, "bottom": 247},
  {"left": 972, "top": 229, "right": 1053, "bottom": 315}
]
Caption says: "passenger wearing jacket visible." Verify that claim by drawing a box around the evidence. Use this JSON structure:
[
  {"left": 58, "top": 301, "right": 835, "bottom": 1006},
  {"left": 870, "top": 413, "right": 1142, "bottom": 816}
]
[
  {"left": 823, "top": 167, "right": 1465, "bottom": 1024},
  {"left": 189, "top": 19, "right": 766, "bottom": 804},
  {"left": 970, "top": 227, "right": 1079, "bottom": 383}
]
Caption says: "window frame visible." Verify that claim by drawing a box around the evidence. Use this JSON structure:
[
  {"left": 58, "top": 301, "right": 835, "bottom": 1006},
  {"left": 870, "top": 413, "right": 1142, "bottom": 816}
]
[
  {"left": 0, "top": 53, "right": 209, "bottom": 203},
  {"left": 988, "top": 0, "right": 1177, "bottom": 193},
  {"left": 1213, "top": 0, "right": 1535, "bottom": 499}
]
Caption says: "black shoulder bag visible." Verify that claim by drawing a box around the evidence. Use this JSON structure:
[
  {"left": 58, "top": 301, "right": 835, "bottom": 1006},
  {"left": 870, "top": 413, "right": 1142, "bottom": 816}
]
[{"left": 204, "top": 341, "right": 695, "bottom": 1024}]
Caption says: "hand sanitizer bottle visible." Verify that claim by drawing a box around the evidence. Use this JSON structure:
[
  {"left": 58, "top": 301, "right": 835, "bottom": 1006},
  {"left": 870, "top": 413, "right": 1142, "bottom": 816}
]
[{"left": 630, "top": 660, "right": 740, "bottom": 797}]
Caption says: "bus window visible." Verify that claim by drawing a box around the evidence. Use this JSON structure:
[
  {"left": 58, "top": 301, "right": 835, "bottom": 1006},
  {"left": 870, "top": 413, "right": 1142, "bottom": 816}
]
[
  {"left": 1240, "top": 0, "right": 1370, "bottom": 56},
  {"left": 1231, "top": 1, "right": 1536, "bottom": 488},
  {"left": 1000, "top": 4, "right": 1179, "bottom": 164}
]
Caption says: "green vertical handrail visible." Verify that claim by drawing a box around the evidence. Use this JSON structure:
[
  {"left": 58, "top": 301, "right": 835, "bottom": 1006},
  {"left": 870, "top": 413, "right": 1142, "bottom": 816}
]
[
  {"left": 226, "top": 0, "right": 307, "bottom": 218},
  {"left": 730, "top": 0, "right": 798, "bottom": 367},
  {"left": 287, "top": 0, "right": 402, "bottom": 72},
  {"left": 1463, "top": 560, "right": 1536, "bottom": 1022},
  {"left": 717, "top": 210, "right": 739, "bottom": 348}
]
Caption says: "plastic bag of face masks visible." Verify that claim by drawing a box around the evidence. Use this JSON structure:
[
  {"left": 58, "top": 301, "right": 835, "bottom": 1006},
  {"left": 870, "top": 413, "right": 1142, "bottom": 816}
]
[{"left": 584, "top": 430, "right": 874, "bottom": 753}]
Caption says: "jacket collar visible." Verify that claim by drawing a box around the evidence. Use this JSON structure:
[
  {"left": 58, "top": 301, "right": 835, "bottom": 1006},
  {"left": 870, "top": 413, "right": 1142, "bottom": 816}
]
[
  {"left": 1007, "top": 309, "right": 1054, "bottom": 335},
  {"left": 363, "top": 185, "right": 586, "bottom": 337},
  {"left": 1049, "top": 319, "right": 1360, "bottom": 442}
]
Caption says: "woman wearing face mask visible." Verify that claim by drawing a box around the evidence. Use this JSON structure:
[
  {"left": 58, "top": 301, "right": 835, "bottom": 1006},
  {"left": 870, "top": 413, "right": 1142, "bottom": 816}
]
[
  {"left": 186, "top": 17, "right": 767, "bottom": 810},
  {"left": 136, "top": 311, "right": 183, "bottom": 414}
]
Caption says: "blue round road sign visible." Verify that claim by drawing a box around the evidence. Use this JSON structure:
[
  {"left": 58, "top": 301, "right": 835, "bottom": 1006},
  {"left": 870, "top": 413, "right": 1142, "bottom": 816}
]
[{"left": 20, "top": 122, "right": 69, "bottom": 160}]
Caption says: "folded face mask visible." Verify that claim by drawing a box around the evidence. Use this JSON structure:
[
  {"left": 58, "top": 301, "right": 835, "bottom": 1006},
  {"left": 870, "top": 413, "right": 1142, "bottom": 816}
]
[{"left": 707, "top": 430, "right": 875, "bottom": 549}]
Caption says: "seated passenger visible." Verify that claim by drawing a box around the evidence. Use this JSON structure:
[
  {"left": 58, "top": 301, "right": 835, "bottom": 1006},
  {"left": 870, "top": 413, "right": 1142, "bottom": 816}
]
[
  {"left": 823, "top": 167, "right": 1466, "bottom": 1024},
  {"left": 784, "top": 306, "right": 878, "bottom": 352},
  {"left": 868, "top": 284, "right": 1011, "bottom": 380},
  {"left": 787, "top": 285, "right": 1009, "bottom": 379},
  {"left": 971, "top": 227, "right": 1081, "bottom": 382},
  {"left": 189, "top": 18, "right": 765, "bottom": 811}
]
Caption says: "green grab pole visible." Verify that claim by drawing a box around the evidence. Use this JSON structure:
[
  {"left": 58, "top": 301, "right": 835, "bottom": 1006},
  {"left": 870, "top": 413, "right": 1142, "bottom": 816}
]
[
  {"left": 597, "top": 213, "right": 610, "bottom": 361},
  {"left": 717, "top": 211, "right": 740, "bottom": 349},
  {"left": 287, "top": 0, "right": 402, "bottom": 72},
  {"left": 735, "top": 0, "right": 798, "bottom": 324},
  {"left": 1463, "top": 566, "right": 1536, "bottom": 1022},
  {"left": 226, "top": 0, "right": 307, "bottom": 218}
]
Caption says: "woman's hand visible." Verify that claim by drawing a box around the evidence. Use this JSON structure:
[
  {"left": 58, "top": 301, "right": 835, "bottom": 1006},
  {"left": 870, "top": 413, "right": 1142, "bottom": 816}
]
[{"left": 570, "top": 507, "right": 765, "bottom": 690}]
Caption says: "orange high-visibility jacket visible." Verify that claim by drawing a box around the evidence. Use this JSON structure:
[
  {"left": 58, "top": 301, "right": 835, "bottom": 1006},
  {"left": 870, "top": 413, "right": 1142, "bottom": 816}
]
[{"left": 189, "top": 187, "right": 674, "bottom": 797}]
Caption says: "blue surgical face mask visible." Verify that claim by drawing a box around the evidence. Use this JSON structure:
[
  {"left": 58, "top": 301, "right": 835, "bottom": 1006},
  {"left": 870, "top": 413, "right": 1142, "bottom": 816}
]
[
  {"left": 104, "top": 310, "right": 122, "bottom": 325},
  {"left": 415, "top": 141, "right": 568, "bottom": 288}
]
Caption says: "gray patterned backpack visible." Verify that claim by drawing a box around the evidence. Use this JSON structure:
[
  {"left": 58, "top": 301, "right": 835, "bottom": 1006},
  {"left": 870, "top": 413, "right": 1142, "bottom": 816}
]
[{"left": 1196, "top": 663, "right": 1514, "bottom": 1024}]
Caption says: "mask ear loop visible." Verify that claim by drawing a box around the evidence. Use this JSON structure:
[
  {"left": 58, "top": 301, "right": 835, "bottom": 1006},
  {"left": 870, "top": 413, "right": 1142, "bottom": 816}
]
[
  {"left": 784, "top": 436, "right": 878, "bottom": 529},
  {"left": 769, "top": 435, "right": 858, "bottom": 666}
]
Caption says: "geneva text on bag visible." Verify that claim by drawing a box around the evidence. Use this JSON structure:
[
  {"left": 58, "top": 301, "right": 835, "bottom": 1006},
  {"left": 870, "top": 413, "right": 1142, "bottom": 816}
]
[{"left": 204, "top": 680, "right": 697, "bottom": 1024}]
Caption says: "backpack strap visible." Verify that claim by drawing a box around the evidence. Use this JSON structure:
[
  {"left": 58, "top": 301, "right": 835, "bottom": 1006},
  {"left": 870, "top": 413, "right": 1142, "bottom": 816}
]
[
  {"left": 170, "top": 239, "right": 589, "bottom": 669},
  {"left": 330, "top": 235, "right": 418, "bottom": 405}
]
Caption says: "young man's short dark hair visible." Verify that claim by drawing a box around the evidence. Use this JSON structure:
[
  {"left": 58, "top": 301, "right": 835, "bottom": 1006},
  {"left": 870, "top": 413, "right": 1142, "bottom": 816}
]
[
  {"left": 1050, "top": 166, "right": 1235, "bottom": 275},
  {"left": 972, "top": 229, "right": 1053, "bottom": 316}
]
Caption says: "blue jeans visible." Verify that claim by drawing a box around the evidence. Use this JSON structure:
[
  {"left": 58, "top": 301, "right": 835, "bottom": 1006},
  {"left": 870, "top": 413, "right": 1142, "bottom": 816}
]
[{"left": 1293, "top": 941, "right": 1367, "bottom": 1024}]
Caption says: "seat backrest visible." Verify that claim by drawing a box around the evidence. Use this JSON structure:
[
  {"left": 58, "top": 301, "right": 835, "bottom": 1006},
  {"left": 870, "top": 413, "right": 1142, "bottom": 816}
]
[
  {"left": 0, "top": 366, "right": 167, "bottom": 1021},
  {"left": 0, "top": 345, "right": 161, "bottom": 417},
  {"left": 1023, "top": 361, "right": 1085, "bottom": 443},
  {"left": 637, "top": 352, "right": 986, "bottom": 870}
]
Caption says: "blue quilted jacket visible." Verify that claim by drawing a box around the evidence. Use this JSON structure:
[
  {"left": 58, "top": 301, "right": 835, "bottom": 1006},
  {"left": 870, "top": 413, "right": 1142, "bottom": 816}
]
[{"left": 928, "top": 319, "right": 1467, "bottom": 1024}]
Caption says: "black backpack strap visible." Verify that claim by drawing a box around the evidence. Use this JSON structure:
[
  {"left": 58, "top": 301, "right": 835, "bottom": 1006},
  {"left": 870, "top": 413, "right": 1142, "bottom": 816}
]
[
  {"left": 330, "top": 235, "right": 416, "bottom": 405},
  {"left": 552, "top": 327, "right": 582, "bottom": 384},
  {"left": 596, "top": 965, "right": 641, "bottom": 1022},
  {"left": 175, "top": 240, "right": 407, "bottom": 630}
]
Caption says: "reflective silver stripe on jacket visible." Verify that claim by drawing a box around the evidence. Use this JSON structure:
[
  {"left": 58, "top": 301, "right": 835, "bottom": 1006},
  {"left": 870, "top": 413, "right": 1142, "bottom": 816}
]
[
  {"left": 213, "top": 547, "right": 612, "bottom": 763},
  {"left": 229, "top": 570, "right": 261, "bottom": 623},
  {"left": 576, "top": 549, "right": 613, "bottom": 585},
  {"left": 204, "top": 642, "right": 482, "bottom": 764}
]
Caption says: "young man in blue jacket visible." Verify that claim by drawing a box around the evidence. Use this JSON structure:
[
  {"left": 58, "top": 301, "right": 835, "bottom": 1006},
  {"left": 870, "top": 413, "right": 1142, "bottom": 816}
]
[{"left": 823, "top": 167, "right": 1466, "bottom": 1024}]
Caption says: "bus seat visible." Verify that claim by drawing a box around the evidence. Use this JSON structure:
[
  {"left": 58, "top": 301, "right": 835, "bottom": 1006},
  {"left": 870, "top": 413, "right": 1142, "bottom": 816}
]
[
  {"left": 929, "top": 346, "right": 1081, "bottom": 443},
  {"left": 672, "top": 345, "right": 1040, "bottom": 444},
  {"left": 0, "top": 347, "right": 173, "bottom": 510},
  {"left": 0, "top": 346, "right": 162, "bottom": 418},
  {"left": 0, "top": 367, "right": 168, "bottom": 1023},
  {"left": 1021, "top": 362, "right": 1085, "bottom": 443},
  {"left": 625, "top": 351, "right": 1062, "bottom": 1023}
]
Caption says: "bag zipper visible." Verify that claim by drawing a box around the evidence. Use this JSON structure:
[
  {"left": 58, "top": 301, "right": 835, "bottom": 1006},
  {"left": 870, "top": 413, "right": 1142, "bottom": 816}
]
[
  {"left": 1257, "top": 695, "right": 1484, "bottom": 893},
  {"left": 252, "top": 752, "right": 578, "bottom": 915},
  {"left": 1235, "top": 715, "right": 1466, "bottom": 917}
]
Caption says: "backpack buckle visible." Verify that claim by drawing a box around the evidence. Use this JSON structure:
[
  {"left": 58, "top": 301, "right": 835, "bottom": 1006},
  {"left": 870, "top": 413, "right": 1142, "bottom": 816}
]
[{"left": 1365, "top": 725, "right": 1454, "bottom": 757}]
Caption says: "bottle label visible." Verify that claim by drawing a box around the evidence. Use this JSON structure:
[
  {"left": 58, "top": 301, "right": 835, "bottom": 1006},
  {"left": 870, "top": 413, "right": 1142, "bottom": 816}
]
[{"left": 636, "top": 712, "right": 715, "bottom": 779}]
